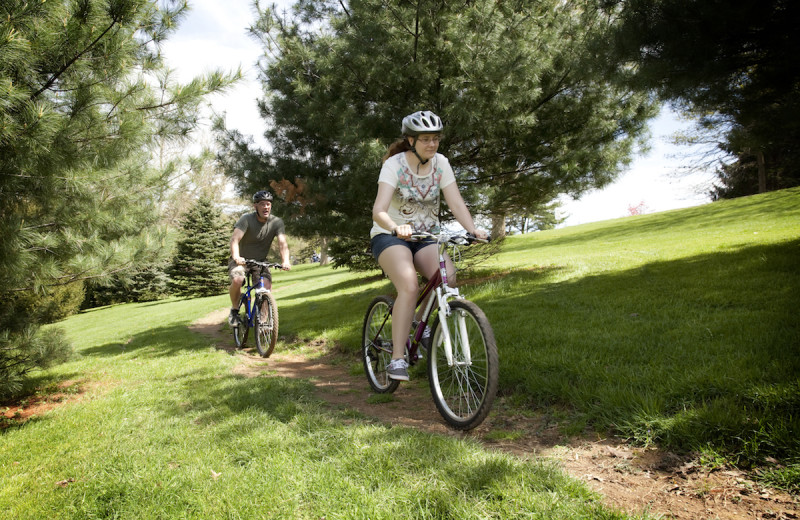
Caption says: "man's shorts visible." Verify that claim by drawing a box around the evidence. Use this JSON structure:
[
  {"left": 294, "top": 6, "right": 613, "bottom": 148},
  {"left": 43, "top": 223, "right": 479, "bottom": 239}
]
[{"left": 370, "top": 233, "right": 436, "bottom": 262}]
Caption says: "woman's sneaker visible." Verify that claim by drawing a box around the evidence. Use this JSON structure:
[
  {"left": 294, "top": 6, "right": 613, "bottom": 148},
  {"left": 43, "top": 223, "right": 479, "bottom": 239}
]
[{"left": 387, "top": 359, "right": 409, "bottom": 381}]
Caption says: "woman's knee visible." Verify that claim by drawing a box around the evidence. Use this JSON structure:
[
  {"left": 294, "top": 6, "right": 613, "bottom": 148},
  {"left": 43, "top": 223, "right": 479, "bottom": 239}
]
[{"left": 393, "top": 274, "right": 420, "bottom": 297}]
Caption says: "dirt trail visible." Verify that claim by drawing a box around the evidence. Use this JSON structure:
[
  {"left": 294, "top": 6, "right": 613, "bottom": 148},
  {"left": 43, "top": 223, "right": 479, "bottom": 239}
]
[{"left": 192, "top": 308, "right": 799, "bottom": 520}]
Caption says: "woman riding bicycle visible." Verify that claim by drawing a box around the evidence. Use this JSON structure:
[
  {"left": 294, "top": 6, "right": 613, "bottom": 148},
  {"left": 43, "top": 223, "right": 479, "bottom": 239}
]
[{"left": 370, "top": 110, "right": 488, "bottom": 381}]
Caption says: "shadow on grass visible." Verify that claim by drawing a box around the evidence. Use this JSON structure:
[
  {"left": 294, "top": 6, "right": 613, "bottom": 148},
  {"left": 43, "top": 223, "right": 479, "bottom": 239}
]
[
  {"left": 484, "top": 239, "right": 800, "bottom": 465},
  {"left": 139, "top": 374, "right": 614, "bottom": 518},
  {"left": 277, "top": 271, "right": 387, "bottom": 303},
  {"left": 80, "top": 324, "right": 214, "bottom": 358},
  {"left": 143, "top": 368, "right": 612, "bottom": 518}
]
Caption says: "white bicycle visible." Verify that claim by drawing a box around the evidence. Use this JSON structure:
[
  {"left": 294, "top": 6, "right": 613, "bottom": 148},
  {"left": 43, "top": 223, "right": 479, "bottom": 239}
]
[{"left": 362, "top": 231, "right": 499, "bottom": 430}]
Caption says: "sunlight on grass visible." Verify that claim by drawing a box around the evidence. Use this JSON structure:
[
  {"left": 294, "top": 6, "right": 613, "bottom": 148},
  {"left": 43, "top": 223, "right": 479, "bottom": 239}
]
[{"left": 2, "top": 188, "right": 798, "bottom": 516}]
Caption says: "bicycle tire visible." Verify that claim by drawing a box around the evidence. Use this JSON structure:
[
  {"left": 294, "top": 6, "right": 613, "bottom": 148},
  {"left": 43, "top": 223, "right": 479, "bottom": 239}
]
[
  {"left": 254, "top": 293, "right": 279, "bottom": 358},
  {"left": 233, "top": 300, "right": 249, "bottom": 348},
  {"left": 362, "top": 295, "right": 400, "bottom": 393},
  {"left": 428, "top": 299, "right": 498, "bottom": 430}
]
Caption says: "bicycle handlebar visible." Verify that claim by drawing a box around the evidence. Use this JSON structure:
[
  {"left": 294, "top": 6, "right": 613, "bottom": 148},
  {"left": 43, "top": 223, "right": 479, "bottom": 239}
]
[
  {"left": 244, "top": 259, "right": 288, "bottom": 271},
  {"left": 392, "top": 229, "right": 491, "bottom": 245}
]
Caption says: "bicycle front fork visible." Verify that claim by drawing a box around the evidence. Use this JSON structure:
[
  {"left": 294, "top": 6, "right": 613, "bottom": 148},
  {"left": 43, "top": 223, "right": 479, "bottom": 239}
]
[{"left": 436, "top": 288, "right": 471, "bottom": 367}]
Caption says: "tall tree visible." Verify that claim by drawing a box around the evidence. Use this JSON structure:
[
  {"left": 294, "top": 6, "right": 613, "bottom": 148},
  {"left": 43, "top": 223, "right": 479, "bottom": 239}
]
[
  {"left": 216, "top": 0, "right": 655, "bottom": 267},
  {"left": 168, "top": 197, "right": 231, "bottom": 297},
  {"left": 0, "top": 0, "right": 238, "bottom": 397},
  {"left": 601, "top": 0, "right": 800, "bottom": 197}
]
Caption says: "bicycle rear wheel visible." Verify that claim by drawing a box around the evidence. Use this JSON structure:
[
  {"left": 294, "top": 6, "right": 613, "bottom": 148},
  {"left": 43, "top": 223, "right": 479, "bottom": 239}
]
[
  {"left": 362, "top": 295, "right": 400, "bottom": 393},
  {"left": 254, "top": 293, "right": 279, "bottom": 358},
  {"left": 428, "top": 299, "right": 498, "bottom": 430},
  {"left": 233, "top": 301, "right": 249, "bottom": 348}
]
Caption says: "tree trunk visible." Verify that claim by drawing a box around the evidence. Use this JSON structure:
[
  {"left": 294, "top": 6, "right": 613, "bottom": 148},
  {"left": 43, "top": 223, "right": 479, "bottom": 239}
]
[
  {"left": 491, "top": 214, "right": 506, "bottom": 240},
  {"left": 757, "top": 150, "right": 767, "bottom": 193},
  {"left": 320, "top": 236, "right": 330, "bottom": 265}
]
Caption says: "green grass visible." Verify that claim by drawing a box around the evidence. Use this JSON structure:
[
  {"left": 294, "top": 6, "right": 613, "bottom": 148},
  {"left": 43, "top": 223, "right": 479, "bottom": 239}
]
[
  {"left": 1, "top": 187, "right": 799, "bottom": 517},
  {"left": 1, "top": 297, "right": 641, "bottom": 519},
  {"left": 278, "top": 188, "right": 799, "bottom": 484},
  {"left": 275, "top": 187, "right": 800, "bottom": 488},
  {"left": 473, "top": 188, "right": 800, "bottom": 477}
]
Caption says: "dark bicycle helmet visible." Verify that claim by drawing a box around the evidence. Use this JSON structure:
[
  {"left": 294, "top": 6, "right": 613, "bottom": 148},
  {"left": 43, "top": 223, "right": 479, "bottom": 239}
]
[
  {"left": 401, "top": 111, "right": 443, "bottom": 136},
  {"left": 253, "top": 190, "right": 273, "bottom": 203}
]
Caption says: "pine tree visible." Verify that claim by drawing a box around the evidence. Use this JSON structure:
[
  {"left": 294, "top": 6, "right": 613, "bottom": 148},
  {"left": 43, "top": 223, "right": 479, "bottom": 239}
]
[
  {"left": 603, "top": 0, "right": 800, "bottom": 197},
  {"left": 168, "top": 198, "right": 231, "bottom": 297},
  {"left": 0, "top": 0, "right": 239, "bottom": 398},
  {"left": 216, "top": 0, "right": 656, "bottom": 267}
]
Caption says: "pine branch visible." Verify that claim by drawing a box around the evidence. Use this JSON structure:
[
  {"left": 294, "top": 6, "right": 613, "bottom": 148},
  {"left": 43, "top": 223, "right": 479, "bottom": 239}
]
[
  {"left": 30, "top": 17, "right": 121, "bottom": 100},
  {"left": 338, "top": 0, "right": 351, "bottom": 19}
]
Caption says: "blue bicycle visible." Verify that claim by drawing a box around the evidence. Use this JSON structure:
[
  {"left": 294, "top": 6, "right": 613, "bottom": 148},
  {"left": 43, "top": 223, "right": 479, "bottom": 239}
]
[{"left": 233, "top": 259, "right": 283, "bottom": 357}]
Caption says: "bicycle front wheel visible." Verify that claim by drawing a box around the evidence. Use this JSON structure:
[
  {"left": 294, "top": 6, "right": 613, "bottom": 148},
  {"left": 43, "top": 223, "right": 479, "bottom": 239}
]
[
  {"left": 428, "top": 299, "right": 498, "bottom": 430},
  {"left": 254, "top": 293, "right": 279, "bottom": 358},
  {"left": 233, "top": 301, "right": 249, "bottom": 348},
  {"left": 362, "top": 295, "right": 400, "bottom": 393}
]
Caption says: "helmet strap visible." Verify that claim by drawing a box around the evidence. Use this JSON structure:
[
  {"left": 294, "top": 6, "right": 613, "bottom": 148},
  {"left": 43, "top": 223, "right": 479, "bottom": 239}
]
[{"left": 410, "top": 137, "right": 430, "bottom": 165}]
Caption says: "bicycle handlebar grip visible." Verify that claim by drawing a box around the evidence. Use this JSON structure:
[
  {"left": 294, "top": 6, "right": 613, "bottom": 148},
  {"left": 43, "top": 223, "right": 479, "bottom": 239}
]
[{"left": 465, "top": 232, "right": 491, "bottom": 244}]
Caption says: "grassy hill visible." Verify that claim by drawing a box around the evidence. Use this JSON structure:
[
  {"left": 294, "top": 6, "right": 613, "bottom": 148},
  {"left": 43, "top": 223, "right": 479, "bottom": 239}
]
[
  {"left": 477, "top": 187, "right": 800, "bottom": 486},
  {"left": 1, "top": 187, "right": 797, "bottom": 517},
  {"left": 270, "top": 186, "right": 800, "bottom": 488}
]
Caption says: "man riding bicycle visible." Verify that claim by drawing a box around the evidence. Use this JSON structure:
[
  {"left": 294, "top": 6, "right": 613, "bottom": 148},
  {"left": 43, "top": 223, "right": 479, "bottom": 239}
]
[{"left": 228, "top": 190, "right": 292, "bottom": 326}]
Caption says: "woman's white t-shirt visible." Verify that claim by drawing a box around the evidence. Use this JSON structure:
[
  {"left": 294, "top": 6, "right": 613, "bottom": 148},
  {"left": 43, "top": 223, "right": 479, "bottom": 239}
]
[{"left": 370, "top": 152, "right": 456, "bottom": 238}]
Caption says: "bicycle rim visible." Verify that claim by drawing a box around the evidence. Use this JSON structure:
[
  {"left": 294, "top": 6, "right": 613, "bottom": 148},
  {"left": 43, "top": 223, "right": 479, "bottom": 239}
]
[
  {"left": 428, "top": 300, "right": 498, "bottom": 430},
  {"left": 362, "top": 296, "right": 399, "bottom": 393},
  {"left": 255, "top": 294, "right": 278, "bottom": 358}
]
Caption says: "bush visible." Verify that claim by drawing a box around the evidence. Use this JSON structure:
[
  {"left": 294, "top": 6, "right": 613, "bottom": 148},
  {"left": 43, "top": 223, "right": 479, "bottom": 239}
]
[
  {"left": 83, "top": 266, "right": 170, "bottom": 309},
  {"left": 11, "top": 282, "right": 86, "bottom": 324},
  {"left": 0, "top": 325, "right": 72, "bottom": 400}
]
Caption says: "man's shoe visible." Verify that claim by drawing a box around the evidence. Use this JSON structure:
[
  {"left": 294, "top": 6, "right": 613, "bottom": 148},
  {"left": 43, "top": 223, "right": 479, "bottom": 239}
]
[
  {"left": 228, "top": 309, "right": 239, "bottom": 326},
  {"left": 387, "top": 359, "right": 409, "bottom": 381}
]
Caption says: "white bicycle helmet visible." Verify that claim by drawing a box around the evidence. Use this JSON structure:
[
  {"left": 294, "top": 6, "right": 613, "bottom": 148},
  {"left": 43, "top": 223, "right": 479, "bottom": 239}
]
[{"left": 401, "top": 111, "right": 443, "bottom": 136}]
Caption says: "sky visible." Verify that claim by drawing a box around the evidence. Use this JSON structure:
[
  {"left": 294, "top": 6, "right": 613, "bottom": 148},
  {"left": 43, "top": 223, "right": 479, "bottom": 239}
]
[{"left": 163, "top": 0, "right": 716, "bottom": 228}]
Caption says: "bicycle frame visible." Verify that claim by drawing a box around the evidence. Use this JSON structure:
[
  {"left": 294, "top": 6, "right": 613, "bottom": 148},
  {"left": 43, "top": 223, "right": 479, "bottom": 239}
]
[{"left": 239, "top": 261, "right": 277, "bottom": 328}]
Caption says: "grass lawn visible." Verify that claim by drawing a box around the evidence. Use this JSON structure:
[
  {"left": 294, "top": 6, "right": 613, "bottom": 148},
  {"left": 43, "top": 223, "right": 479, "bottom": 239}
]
[
  {"left": 1, "top": 187, "right": 798, "bottom": 517},
  {"left": 1, "top": 296, "right": 639, "bottom": 519}
]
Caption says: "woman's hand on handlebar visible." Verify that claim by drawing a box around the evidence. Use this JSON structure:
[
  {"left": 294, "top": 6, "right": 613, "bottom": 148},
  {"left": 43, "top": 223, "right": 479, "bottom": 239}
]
[
  {"left": 393, "top": 224, "right": 413, "bottom": 240},
  {"left": 471, "top": 228, "right": 489, "bottom": 241}
]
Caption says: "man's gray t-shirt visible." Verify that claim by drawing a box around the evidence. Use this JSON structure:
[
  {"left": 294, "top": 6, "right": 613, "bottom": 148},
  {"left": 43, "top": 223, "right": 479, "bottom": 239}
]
[{"left": 234, "top": 212, "right": 285, "bottom": 261}]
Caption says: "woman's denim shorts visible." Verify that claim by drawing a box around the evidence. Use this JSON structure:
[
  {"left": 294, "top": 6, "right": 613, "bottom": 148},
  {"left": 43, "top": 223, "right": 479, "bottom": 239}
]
[{"left": 370, "top": 233, "right": 436, "bottom": 261}]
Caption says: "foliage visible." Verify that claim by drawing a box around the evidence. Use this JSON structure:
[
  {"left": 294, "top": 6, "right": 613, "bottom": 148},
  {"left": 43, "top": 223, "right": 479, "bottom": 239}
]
[
  {"left": 602, "top": 0, "right": 800, "bottom": 197},
  {"left": 83, "top": 264, "right": 173, "bottom": 308},
  {"left": 167, "top": 198, "right": 232, "bottom": 297},
  {"left": 0, "top": 0, "right": 239, "bottom": 395},
  {"left": 0, "top": 326, "right": 72, "bottom": 400},
  {"left": 505, "top": 201, "right": 566, "bottom": 234},
  {"left": 216, "top": 0, "right": 657, "bottom": 269},
  {"left": 10, "top": 282, "right": 86, "bottom": 325}
]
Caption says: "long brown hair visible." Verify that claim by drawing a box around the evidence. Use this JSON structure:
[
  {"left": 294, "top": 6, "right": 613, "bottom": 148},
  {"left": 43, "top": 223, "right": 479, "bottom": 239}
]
[{"left": 382, "top": 138, "right": 412, "bottom": 162}]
